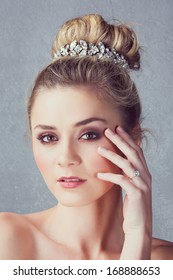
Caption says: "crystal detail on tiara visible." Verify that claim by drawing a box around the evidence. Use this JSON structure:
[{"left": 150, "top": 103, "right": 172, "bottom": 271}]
[{"left": 53, "top": 40, "right": 128, "bottom": 68}]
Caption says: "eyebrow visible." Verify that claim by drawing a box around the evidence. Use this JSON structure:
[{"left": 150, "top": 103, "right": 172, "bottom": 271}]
[
  {"left": 34, "top": 117, "right": 107, "bottom": 130},
  {"left": 75, "top": 117, "right": 107, "bottom": 126}
]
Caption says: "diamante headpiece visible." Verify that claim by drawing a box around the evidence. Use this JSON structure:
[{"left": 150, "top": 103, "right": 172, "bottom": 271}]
[{"left": 53, "top": 40, "right": 128, "bottom": 68}]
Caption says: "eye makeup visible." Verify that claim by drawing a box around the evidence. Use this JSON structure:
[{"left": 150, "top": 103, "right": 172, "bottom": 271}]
[
  {"left": 79, "top": 126, "right": 104, "bottom": 141},
  {"left": 36, "top": 125, "right": 106, "bottom": 145},
  {"left": 37, "top": 133, "right": 58, "bottom": 144}
]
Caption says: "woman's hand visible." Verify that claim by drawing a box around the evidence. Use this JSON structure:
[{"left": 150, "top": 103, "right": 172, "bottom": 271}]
[{"left": 97, "top": 126, "right": 152, "bottom": 259}]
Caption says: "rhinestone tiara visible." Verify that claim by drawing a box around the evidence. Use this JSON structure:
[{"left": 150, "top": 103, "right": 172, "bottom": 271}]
[{"left": 53, "top": 40, "right": 128, "bottom": 68}]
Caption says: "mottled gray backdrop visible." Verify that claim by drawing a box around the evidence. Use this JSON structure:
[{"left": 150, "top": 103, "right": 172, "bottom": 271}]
[{"left": 0, "top": 0, "right": 173, "bottom": 242}]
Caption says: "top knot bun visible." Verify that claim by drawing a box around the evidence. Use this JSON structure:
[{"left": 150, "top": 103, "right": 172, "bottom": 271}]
[{"left": 52, "top": 14, "right": 140, "bottom": 70}]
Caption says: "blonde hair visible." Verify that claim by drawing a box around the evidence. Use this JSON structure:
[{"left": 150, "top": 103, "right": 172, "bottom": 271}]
[
  {"left": 28, "top": 14, "right": 142, "bottom": 140},
  {"left": 52, "top": 14, "right": 140, "bottom": 69}
]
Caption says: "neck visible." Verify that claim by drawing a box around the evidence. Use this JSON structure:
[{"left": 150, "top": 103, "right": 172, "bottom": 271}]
[{"left": 45, "top": 186, "right": 124, "bottom": 258}]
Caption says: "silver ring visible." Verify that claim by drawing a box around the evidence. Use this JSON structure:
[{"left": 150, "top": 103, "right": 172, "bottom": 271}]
[{"left": 131, "top": 170, "right": 140, "bottom": 179}]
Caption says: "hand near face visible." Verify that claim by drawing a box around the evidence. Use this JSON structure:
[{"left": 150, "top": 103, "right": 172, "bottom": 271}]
[{"left": 97, "top": 126, "right": 152, "bottom": 259}]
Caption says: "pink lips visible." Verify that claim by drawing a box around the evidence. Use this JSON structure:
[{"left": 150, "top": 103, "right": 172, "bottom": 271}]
[{"left": 57, "top": 176, "right": 86, "bottom": 188}]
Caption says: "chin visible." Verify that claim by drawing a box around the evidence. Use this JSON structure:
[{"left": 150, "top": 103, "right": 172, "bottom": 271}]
[
  {"left": 57, "top": 199, "right": 89, "bottom": 208},
  {"left": 53, "top": 185, "right": 115, "bottom": 209},
  {"left": 56, "top": 193, "right": 96, "bottom": 208}
]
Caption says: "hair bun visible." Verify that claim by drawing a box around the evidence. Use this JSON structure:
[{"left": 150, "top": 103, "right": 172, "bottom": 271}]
[{"left": 52, "top": 14, "right": 140, "bottom": 70}]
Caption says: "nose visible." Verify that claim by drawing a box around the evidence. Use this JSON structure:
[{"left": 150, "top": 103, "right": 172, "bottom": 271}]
[{"left": 56, "top": 142, "right": 81, "bottom": 167}]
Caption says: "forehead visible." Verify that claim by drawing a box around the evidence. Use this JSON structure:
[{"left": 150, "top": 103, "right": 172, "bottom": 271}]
[{"left": 31, "top": 85, "right": 122, "bottom": 127}]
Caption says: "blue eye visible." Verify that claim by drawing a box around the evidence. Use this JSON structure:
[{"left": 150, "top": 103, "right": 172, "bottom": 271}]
[
  {"left": 37, "top": 134, "right": 58, "bottom": 144},
  {"left": 80, "top": 131, "right": 100, "bottom": 140}
]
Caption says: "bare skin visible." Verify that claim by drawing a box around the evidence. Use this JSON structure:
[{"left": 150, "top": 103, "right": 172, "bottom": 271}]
[
  {"left": 0, "top": 210, "right": 172, "bottom": 260},
  {"left": 0, "top": 85, "right": 172, "bottom": 260}
]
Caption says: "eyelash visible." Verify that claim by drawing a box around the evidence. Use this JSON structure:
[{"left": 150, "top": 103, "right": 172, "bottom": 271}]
[
  {"left": 37, "top": 131, "right": 101, "bottom": 144},
  {"left": 80, "top": 131, "right": 101, "bottom": 141},
  {"left": 37, "top": 134, "right": 58, "bottom": 144}
]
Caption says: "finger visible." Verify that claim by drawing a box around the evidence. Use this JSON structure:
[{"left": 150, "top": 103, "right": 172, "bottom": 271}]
[
  {"left": 97, "top": 172, "right": 146, "bottom": 195},
  {"left": 116, "top": 127, "right": 152, "bottom": 185},
  {"left": 98, "top": 146, "right": 143, "bottom": 179},
  {"left": 97, "top": 151, "right": 148, "bottom": 191},
  {"left": 104, "top": 128, "right": 149, "bottom": 175},
  {"left": 97, "top": 172, "right": 152, "bottom": 220},
  {"left": 97, "top": 146, "right": 151, "bottom": 188},
  {"left": 116, "top": 126, "right": 150, "bottom": 173}
]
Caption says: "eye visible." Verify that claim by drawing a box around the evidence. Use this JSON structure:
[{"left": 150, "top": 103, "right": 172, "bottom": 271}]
[
  {"left": 80, "top": 131, "right": 100, "bottom": 140},
  {"left": 37, "top": 134, "right": 58, "bottom": 144}
]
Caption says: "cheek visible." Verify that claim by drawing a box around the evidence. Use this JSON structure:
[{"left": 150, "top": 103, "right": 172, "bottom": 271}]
[
  {"left": 84, "top": 145, "right": 121, "bottom": 175},
  {"left": 33, "top": 147, "right": 52, "bottom": 176},
  {"left": 95, "top": 154, "right": 120, "bottom": 174}
]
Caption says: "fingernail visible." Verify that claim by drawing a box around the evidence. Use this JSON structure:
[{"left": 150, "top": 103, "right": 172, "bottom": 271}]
[
  {"left": 105, "top": 128, "right": 115, "bottom": 136},
  {"left": 117, "top": 126, "right": 124, "bottom": 133},
  {"left": 98, "top": 146, "right": 107, "bottom": 153},
  {"left": 97, "top": 173, "right": 105, "bottom": 178}
]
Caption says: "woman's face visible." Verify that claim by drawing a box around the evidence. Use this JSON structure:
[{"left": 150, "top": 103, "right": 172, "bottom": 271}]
[{"left": 31, "top": 85, "right": 123, "bottom": 207}]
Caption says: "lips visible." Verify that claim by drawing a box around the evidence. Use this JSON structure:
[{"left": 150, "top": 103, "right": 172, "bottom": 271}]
[{"left": 57, "top": 176, "right": 86, "bottom": 188}]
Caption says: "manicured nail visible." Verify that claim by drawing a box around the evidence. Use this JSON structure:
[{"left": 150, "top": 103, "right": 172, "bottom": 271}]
[
  {"left": 97, "top": 173, "right": 105, "bottom": 178},
  {"left": 98, "top": 146, "right": 107, "bottom": 153},
  {"left": 105, "top": 128, "right": 115, "bottom": 136},
  {"left": 117, "top": 126, "right": 124, "bottom": 133}
]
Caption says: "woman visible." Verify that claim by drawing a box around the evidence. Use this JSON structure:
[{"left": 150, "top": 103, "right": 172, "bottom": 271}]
[{"left": 0, "top": 14, "right": 173, "bottom": 260}]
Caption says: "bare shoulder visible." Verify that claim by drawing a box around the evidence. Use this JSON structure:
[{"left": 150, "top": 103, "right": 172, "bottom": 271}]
[
  {"left": 0, "top": 212, "right": 35, "bottom": 260},
  {"left": 151, "top": 237, "right": 173, "bottom": 260}
]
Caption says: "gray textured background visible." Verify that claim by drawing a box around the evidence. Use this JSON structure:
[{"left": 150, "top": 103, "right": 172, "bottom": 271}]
[{"left": 0, "top": 0, "right": 173, "bottom": 242}]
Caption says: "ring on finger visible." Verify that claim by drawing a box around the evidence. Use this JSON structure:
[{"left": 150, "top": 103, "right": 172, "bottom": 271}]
[{"left": 130, "top": 170, "right": 141, "bottom": 179}]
